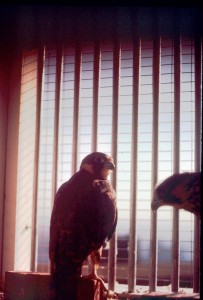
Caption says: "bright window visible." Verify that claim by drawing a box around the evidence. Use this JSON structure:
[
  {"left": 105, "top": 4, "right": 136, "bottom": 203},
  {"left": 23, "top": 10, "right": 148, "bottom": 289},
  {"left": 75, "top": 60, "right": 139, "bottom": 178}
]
[{"left": 16, "top": 37, "right": 202, "bottom": 289}]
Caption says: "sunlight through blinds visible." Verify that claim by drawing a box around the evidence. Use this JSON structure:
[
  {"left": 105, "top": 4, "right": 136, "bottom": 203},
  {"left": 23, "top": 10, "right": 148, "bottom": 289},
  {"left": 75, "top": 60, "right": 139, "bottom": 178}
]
[{"left": 16, "top": 36, "right": 201, "bottom": 292}]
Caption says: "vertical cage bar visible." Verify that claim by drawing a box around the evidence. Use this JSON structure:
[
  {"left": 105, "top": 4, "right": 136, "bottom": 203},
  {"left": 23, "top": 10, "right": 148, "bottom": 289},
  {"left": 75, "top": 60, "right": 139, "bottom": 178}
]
[
  {"left": 149, "top": 35, "right": 160, "bottom": 292},
  {"left": 193, "top": 36, "right": 201, "bottom": 293},
  {"left": 171, "top": 209, "right": 179, "bottom": 292},
  {"left": 108, "top": 39, "right": 120, "bottom": 291},
  {"left": 193, "top": 217, "right": 200, "bottom": 292},
  {"left": 128, "top": 36, "right": 140, "bottom": 293},
  {"left": 72, "top": 44, "right": 81, "bottom": 174},
  {"left": 47, "top": 46, "right": 62, "bottom": 272},
  {"left": 52, "top": 46, "right": 62, "bottom": 198},
  {"left": 171, "top": 34, "right": 181, "bottom": 293},
  {"left": 92, "top": 41, "right": 100, "bottom": 152},
  {"left": 30, "top": 48, "right": 44, "bottom": 272}
]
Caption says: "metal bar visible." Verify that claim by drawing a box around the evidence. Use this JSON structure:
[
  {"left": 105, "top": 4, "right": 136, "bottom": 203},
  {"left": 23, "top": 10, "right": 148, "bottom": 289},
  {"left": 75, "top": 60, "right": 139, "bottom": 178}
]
[
  {"left": 149, "top": 35, "right": 160, "bottom": 292},
  {"left": 46, "top": 46, "right": 62, "bottom": 273},
  {"left": 171, "top": 34, "right": 181, "bottom": 293},
  {"left": 30, "top": 48, "right": 44, "bottom": 271},
  {"left": 85, "top": 42, "right": 100, "bottom": 275},
  {"left": 193, "top": 217, "right": 200, "bottom": 292},
  {"left": 128, "top": 37, "right": 140, "bottom": 293},
  {"left": 149, "top": 210, "right": 158, "bottom": 291},
  {"left": 171, "top": 208, "right": 180, "bottom": 292},
  {"left": 92, "top": 41, "right": 100, "bottom": 152},
  {"left": 52, "top": 46, "right": 62, "bottom": 198},
  {"left": 193, "top": 36, "right": 202, "bottom": 293},
  {"left": 194, "top": 33, "right": 202, "bottom": 175},
  {"left": 72, "top": 44, "right": 81, "bottom": 174},
  {"left": 108, "top": 40, "right": 120, "bottom": 291}
]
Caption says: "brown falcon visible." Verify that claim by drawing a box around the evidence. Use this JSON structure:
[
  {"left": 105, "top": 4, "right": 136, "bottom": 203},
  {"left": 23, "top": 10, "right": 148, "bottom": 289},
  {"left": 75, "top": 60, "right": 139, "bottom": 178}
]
[
  {"left": 49, "top": 152, "right": 117, "bottom": 299},
  {"left": 151, "top": 172, "right": 201, "bottom": 218}
]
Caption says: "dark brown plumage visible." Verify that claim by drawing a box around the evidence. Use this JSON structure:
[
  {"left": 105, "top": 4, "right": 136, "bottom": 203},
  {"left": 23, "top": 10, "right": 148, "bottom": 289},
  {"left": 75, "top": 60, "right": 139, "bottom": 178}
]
[
  {"left": 49, "top": 152, "right": 117, "bottom": 299},
  {"left": 151, "top": 172, "right": 201, "bottom": 218}
]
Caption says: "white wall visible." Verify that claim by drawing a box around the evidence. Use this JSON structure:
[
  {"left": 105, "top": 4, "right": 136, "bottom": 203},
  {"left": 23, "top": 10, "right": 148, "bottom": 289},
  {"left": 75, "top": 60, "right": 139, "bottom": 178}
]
[
  {"left": 0, "top": 52, "right": 9, "bottom": 290},
  {"left": 0, "top": 50, "right": 22, "bottom": 287}
]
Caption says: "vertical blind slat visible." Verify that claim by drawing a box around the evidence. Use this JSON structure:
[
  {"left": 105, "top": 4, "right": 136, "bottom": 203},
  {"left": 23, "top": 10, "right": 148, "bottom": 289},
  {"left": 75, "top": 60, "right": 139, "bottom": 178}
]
[
  {"left": 108, "top": 40, "right": 120, "bottom": 291},
  {"left": 128, "top": 37, "right": 140, "bottom": 293},
  {"left": 171, "top": 35, "right": 181, "bottom": 293}
]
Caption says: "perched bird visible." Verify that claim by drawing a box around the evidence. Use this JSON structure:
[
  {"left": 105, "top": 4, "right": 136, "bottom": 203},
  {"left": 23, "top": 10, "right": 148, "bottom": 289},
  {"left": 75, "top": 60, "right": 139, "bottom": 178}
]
[
  {"left": 49, "top": 152, "right": 117, "bottom": 299},
  {"left": 151, "top": 172, "right": 201, "bottom": 218}
]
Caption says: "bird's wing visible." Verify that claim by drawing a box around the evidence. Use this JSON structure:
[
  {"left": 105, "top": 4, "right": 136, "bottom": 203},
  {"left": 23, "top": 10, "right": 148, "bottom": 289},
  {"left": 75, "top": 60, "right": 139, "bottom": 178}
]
[
  {"left": 89, "top": 180, "right": 117, "bottom": 244},
  {"left": 49, "top": 170, "right": 117, "bottom": 268},
  {"left": 49, "top": 176, "right": 81, "bottom": 266},
  {"left": 107, "top": 208, "right": 117, "bottom": 241},
  {"left": 49, "top": 199, "right": 59, "bottom": 270}
]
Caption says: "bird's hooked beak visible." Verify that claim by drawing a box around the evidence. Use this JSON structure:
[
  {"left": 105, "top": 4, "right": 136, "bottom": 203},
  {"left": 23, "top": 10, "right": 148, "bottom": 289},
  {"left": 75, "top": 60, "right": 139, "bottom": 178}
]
[
  {"left": 101, "top": 158, "right": 115, "bottom": 179},
  {"left": 80, "top": 152, "right": 115, "bottom": 179},
  {"left": 104, "top": 159, "right": 115, "bottom": 171},
  {"left": 151, "top": 192, "right": 161, "bottom": 211},
  {"left": 151, "top": 201, "right": 158, "bottom": 212},
  {"left": 81, "top": 161, "right": 115, "bottom": 179}
]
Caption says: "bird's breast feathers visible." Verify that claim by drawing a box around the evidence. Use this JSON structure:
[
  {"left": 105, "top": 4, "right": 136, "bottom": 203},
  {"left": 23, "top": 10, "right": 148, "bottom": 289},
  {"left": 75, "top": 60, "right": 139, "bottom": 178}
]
[{"left": 93, "top": 179, "right": 115, "bottom": 195}]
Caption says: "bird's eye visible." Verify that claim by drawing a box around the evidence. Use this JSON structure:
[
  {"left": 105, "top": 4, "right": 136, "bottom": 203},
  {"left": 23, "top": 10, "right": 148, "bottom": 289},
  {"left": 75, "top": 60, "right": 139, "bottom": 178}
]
[{"left": 100, "top": 167, "right": 113, "bottom": 179}]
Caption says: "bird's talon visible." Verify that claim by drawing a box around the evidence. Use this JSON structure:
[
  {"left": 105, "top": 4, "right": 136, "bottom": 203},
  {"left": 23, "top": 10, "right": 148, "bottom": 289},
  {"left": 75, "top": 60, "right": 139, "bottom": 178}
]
[{"left": 105, "top": 290, "right": 118, "bottom": 299}]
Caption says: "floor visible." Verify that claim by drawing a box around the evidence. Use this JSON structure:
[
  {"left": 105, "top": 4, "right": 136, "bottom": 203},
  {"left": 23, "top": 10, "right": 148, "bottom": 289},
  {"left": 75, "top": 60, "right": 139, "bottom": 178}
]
[
  {"left": 109, "top": 283, "right": 200, "bottom": 299},
  {"left": 1, "top": 279, "right": 200, "bottom": 299}
]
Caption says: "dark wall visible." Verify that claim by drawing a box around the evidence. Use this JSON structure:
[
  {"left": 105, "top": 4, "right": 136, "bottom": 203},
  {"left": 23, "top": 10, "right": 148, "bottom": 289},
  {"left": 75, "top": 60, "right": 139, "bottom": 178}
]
[{"left": 0, "top": 5, "right": 202, "bottom": 52}]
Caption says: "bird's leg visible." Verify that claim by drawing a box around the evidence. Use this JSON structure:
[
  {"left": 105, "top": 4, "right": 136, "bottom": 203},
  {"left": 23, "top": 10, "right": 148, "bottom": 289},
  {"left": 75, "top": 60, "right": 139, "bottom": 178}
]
[
  {"left": 91, "top": 247, "right": 102, "bottom": 278},
  {"left": 89, "top": 254, "right": 119, "bottom": 300},
  {"left": 83, "top": 247, "right": 107, "bottom": 288},
  {"left": 83, "top": 247, "right": 118, "bottom": 299},
  {"left": 85, "top": 247, "right": 103, "bottom": 280}
]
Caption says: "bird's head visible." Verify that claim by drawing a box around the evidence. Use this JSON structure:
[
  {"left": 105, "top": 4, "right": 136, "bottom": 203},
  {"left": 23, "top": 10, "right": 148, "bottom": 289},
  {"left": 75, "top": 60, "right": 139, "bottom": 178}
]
[
  {"left": 80, "top": 152, "right": 115, "bottom": 179},
  {"left": 151, "top": 175, "right": 183, "bottom": 212},
  {"left": 151, "top": 172, "right": 201, "bottom": 217},
  {"left": 151, "top": 187, "right": 175, "bottom": 212}
]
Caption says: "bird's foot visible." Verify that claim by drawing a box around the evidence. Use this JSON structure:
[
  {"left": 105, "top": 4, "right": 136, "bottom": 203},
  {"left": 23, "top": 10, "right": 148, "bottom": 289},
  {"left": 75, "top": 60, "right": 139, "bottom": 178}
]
[
  {"left": 82, "top": 273, "right": 107, "bottom": 290},
  {"left": 105, "top": 290, "right": 119, "bottom": 299},
  {"left": 82, "top": 274, "right": 118, "bottom": 298}
]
